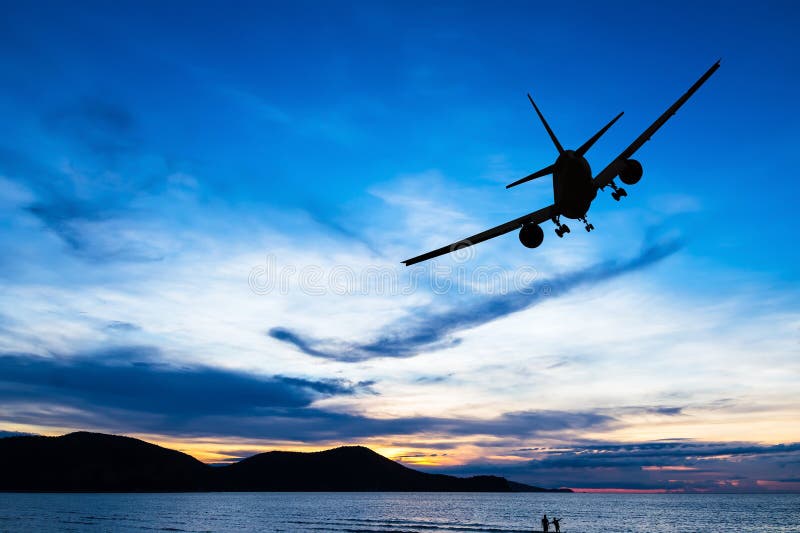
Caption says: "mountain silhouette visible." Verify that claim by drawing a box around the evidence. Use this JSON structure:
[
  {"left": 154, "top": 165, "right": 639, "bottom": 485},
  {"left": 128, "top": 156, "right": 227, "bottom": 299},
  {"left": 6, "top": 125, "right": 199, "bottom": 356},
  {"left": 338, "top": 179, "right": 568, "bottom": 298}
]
[
  {"left": 0, "top": 432, "right": 208, "bottom": 491},
  {"left": 0, "top": 432, "right": 570, "bottom": 492},
  {"left": 221, "top": 445, "right": 512, "bottom": 491}
]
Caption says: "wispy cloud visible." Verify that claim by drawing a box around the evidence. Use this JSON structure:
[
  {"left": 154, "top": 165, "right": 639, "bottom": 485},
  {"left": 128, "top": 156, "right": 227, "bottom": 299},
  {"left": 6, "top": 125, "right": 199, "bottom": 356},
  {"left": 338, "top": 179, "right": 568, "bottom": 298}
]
[
  {"left": 270, "top": 236, "right": 683, "bottom": 362},
  {"left": 0, "top": 97, "right": 181, "bottom": 262},
  {"left": 104, "top": 321, "right": 142, "bottom": 333},
  {"left": 41, "top": 97, "right": 138, "bottom": 158}
]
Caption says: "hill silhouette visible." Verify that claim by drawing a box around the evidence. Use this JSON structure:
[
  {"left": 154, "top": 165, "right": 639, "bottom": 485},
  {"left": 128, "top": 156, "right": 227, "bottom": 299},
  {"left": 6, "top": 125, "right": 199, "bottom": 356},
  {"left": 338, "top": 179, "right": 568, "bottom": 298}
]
[
  {"left": 0, "top": 432, "right": 208, "bottom": 491},
  {"left": 0, "top": 432, "right": 570, "bottom": 492}
]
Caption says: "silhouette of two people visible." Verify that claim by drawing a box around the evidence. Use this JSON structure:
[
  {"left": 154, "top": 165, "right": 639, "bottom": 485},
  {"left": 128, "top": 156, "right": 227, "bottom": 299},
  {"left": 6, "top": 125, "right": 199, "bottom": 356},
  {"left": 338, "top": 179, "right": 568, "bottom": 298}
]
[{"left": 541, "top": 514, "right": 561, "bottom": 532}]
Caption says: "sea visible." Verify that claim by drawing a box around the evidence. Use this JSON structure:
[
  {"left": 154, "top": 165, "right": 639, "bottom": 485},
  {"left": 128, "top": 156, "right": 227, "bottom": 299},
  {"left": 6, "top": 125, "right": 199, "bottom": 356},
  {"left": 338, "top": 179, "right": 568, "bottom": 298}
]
[{"left": 0, "top": 492, "right": 798, "bottom": 532}]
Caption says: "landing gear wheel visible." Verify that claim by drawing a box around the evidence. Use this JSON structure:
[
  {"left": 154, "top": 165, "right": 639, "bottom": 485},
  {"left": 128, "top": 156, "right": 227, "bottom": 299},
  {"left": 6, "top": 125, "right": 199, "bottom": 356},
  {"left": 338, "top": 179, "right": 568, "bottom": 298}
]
[
  {"left": 585, "top": 225, "right": 591, "bottom": 232},
  {"left": 555, "top": 228, "right": 564, "bottom": 238},
  {"left": 561, "top": 224, "right": 570, "bottom": 234},
  {"left": 588, "top": 224, "right": 595, "bottom": 231},
  {"left": 609, "top": 180, "right": 627, "bottom": 201}
]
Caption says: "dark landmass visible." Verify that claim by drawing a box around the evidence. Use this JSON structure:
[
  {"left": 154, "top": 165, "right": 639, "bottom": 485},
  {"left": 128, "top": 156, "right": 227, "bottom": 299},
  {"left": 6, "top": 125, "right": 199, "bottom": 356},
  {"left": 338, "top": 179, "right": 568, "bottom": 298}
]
[{"left": 0, "top": 432, "right": 571, "bottom": 493}]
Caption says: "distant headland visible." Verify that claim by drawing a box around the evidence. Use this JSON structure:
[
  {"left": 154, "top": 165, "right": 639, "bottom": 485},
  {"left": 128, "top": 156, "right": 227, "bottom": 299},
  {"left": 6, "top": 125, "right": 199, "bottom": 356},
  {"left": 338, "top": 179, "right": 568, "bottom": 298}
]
[{"left": 0, "top": 432, "right": 571, "bottom": 493}]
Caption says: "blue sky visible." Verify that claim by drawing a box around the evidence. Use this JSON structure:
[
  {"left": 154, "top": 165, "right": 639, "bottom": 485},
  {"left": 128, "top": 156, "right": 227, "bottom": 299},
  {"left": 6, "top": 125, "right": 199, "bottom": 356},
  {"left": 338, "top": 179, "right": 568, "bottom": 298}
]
[{"left": 0, "top": 1, "right": 799, "bottom": 491}]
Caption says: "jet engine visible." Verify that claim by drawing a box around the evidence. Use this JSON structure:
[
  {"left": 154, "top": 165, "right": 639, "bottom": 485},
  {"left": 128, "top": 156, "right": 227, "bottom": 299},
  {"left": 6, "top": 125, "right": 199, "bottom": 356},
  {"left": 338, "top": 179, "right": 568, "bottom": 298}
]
[
  {"left": 619, "top": 158, "right": 643, "bottom": 185},
  {"left": 519, "top": 223, "right": 544, "bottom": 248}
]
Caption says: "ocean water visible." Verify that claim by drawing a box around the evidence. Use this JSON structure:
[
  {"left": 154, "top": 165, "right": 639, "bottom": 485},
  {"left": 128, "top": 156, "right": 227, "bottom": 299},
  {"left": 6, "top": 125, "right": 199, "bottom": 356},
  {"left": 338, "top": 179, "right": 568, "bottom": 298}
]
[{"left": 0, "top": 492, "right": 798, "bottom": 532}]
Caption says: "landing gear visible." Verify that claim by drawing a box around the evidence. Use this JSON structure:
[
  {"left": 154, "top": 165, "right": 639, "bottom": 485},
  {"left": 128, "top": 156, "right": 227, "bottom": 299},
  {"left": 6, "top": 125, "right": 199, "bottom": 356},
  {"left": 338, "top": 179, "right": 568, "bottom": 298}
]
[
  {"left": 609, "top": 180, "right": 628, "bottom": 201},
  {"left": 579, "top": 216, "right": 595, "bottom": 232},
  {"left": 551, "top": 216, "right": 570, "bottom": 238}
]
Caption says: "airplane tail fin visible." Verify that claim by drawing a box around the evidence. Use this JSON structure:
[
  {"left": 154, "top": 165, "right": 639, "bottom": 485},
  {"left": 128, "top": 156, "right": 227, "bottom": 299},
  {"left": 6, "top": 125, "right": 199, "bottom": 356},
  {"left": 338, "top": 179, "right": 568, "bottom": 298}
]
[
  {"left": 506, "top": 164, "right": 554, "bottom": 189},
  {"left": 512, "top": 97, "right": 621, "bottom": 189},
  {"left": 527, "top": 93, "right": 564, "bottom": 154},
  {"left": 576, "top": 111, "right": 624, "bottom": 157}
]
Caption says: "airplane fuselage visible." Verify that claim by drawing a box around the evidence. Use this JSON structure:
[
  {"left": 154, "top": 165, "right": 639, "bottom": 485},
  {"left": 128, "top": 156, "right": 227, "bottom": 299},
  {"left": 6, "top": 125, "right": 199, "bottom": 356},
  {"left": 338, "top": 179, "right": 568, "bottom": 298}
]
[{"left": 552, "top": 149, "right": 596, "bottom": 219}]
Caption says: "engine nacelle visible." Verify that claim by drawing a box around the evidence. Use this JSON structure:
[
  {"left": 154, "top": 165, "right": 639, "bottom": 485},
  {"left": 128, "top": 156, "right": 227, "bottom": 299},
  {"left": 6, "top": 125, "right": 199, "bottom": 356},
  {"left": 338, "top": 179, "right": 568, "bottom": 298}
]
[
  {"left": 519, "top": 223, "right": 544, "bottom": 249},
  {"left": 619, "top": 158, "right": 643, "bottom": 185}
]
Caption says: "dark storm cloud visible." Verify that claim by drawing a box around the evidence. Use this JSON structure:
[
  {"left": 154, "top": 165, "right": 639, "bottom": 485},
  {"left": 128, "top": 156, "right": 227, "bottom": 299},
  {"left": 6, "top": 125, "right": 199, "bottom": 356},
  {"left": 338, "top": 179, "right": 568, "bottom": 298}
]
[
  {"left": 270, "top": 237, "right": 683, "bottom": 362},
  {"left": 0, "top": 349, "right": 613, "bottom": 442}
]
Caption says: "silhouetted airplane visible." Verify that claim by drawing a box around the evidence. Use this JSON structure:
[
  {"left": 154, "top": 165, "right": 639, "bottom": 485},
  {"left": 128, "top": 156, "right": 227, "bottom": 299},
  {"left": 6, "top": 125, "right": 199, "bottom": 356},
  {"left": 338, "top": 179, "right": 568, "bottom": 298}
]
[{"left": 402, "top": 61, "right": 720, "bottom": 266}]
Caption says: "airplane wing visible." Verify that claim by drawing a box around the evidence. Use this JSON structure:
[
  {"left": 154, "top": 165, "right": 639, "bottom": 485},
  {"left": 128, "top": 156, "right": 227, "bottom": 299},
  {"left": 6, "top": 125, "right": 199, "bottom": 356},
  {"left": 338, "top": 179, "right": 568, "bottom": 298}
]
[
  {"left": 593, "top": 60, "right": 720, "bottom": 190},
  {"left": 402, "top": 204, "right": 557, "bottom": 266}
]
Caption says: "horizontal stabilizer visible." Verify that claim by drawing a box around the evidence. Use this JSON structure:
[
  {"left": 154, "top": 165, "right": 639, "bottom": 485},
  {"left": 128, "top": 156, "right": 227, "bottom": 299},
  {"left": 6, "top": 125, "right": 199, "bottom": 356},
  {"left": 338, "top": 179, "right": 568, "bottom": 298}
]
[
  {"left": 576, "top": 111, "right": 624, "bottom": 157},
  {"left": 506, "top": 164, "right": 554, "bottom": 189}
]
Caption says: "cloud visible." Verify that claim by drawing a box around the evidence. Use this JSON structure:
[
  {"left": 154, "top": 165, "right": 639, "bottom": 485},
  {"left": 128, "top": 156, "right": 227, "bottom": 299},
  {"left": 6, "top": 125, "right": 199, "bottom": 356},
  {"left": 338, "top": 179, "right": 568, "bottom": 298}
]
[
  {"left": 431, "top": 440, "right": 800, "bottom": 491},
  {"left": 25, "top": 199, "right": 167, "bottom": 262},
  {"left": 270, "top": 236, "right": 683, "bottom": 361},
  {"left": 104, "top": 321, "right": 142, "bottom": 332},
  {"left": 157, "top": 408, "right": 615, "bottom": 443},
  {"left": 0, "top": 145, "right": 167, "bottom": 263},
  {"left": 0, "top": 349, "right": 614, "bottom": 442},
  {"left": 520, "top": 441, "right": 800, "bottom": 468},
  {"left": 41, "top": 98, "right": 137, "bottom": 158},
  {"left": 0, "top": 430, "right": 36, "bottom": 439},
  {"left": 0, "top": 98, "right": 178, "bottom": 262},
  {"left": 2, "top": 345, "right": 795, "bottom": 491},
  {"left": 0, "top": 348, "right": 361, "bottom": 417},
  {"left": 413, "top": 374, "right": 452, "bottom": 384},
  {"left": 0, "top": 147, "right": 73, "bottom": 207}
]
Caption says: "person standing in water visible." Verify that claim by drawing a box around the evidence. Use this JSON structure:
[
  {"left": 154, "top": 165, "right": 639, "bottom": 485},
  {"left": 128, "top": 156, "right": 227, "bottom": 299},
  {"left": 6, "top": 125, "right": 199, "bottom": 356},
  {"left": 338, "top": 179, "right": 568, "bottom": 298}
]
[
  {"left": 551, "top": 517, "right": 561, "bottom": 533},
  {"left": 541, "top": 514, "right": 549, "bottom": 532}
]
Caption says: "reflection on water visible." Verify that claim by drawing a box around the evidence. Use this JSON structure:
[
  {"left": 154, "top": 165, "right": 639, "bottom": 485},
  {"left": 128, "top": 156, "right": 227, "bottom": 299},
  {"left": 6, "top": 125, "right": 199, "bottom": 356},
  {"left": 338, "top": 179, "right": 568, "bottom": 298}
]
[{"left": 0, "top": 492, "right": 798, "bottom": 532}]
